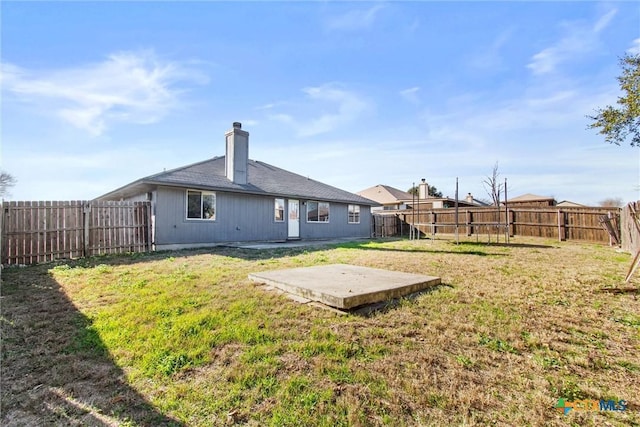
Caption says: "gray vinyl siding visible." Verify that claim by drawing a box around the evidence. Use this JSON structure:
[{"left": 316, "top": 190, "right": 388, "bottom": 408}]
[
  {"left": 152, "top": 186, "right": 371, "bottom": 245},
  {"left": 301, "top": 202, "right": 371, "bottom": 239},
  {"left": 154, "top": 186, "right": 287, "bottom": 245}
]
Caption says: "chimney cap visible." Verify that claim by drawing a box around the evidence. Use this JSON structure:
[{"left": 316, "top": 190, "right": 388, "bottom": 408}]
[{"left": 232, "top": 122, "right": 242, "bottom": 129}]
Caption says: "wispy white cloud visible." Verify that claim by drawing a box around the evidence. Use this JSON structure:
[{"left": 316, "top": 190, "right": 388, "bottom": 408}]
[
  {"left": 470, "top": 27, "right": 514, "bottom": 71},
  {"left": 407, "top": 18, "right": 420, "bottom": 34},
  {"left": 269, "top": 83, "right": 371, "bottom": 137},
  {"left": 299, "top": 85, "right": 370, "bottom": 137},
  {"left": 255, "top": 103, "right": 279, "bottom": 110},
  {"left": 5, "top": 144, "right": 179, "bottom": 199},
  {"left": 628, "top": 38, "right": 640, "bottom": 55},
  {"left": 592, "top": 8, "right": 617, "bottom": 33},
  {"left": 400, "top": 87, "right": 420, "bottom": 105},
  {"left": 408, "top": 71, "right": 640, "bottom": 204},
  {"left": 527, "top": 8, "right": 617, "bottom": 75},
  {"left": 324, "top": 3, "right": 387, "bottom": 32},
  {"left": 422, "top": 86, "right": 588, "bottom": 146},
  {"left": 1, "top": 50, "right": 208, "bottom": 136}
]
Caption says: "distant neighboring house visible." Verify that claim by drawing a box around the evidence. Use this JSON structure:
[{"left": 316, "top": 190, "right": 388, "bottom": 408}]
[
  {"left": 357, "top": 183, "right": 487, "bottom": 212},
  {"left": 97, "top": 123, "right": 378, "bottom": 250},
  {"left": 505, "top": 193, "right": 557, "bottom": 208},
  {"left": 409, "top": 195, "right": 485, "bottom": 210},
  {"left": 556, "top": 200, "right": 586, "bottom": 208},
  {"left": 464, "top": 193, "right": 491, "bottom": 207},
  {"left": 357, "top": 184, "right": 412, "bottom": 211}
]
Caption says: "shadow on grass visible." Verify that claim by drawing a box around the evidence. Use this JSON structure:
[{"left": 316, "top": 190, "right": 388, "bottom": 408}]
[
  {"left": 16, "top": 234, "right": 564, "bottom": 273},
  {"left": 349, "top": 283, "right": 455, "bottom": 317},
  {"left": 9, "top": 235, "right": 544, "bottom": 272},
  {"left": 0, "top": 266, "right": 184, "bottom": 426},
  {"left": 28, "top": 241, "right": 340, "bottom": 270},
  {"left": 334, "top": 241, "right": 508, "bottom": 257},
  {"left": 445, "top": 241, "right": 556, "bottom": 249}
]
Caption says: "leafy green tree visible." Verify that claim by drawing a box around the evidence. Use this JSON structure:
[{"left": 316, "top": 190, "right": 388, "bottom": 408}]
[
  {"left": 429, "top": 186, "right": 443, "bottom": 198},
  {"left": 588, "top": 54, "right": 640, "bottom": 147},
  {"left": 407, "top": 184, "right": 443, "bottom": 198}
]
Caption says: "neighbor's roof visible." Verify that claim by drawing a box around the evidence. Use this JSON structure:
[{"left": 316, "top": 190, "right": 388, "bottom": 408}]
[
  {"left": 97, "top": 156, "right": 378, "bottom": 206},
  {"left": 507, "top": 193, "right": 556, "bottom": 202},
  {"left": 556, "top": 200, "right": 585, "bottom": 207},
  {"left": 356, "top": 184, "right": 412, "bottom": 205}
]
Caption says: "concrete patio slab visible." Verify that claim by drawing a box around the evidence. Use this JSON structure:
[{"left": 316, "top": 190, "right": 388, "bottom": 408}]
[{"left": 249, "top": 264, "right": 441, "bottom": 309}]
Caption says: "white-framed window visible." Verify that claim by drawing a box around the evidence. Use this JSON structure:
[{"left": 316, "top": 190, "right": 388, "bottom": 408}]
[
  {"left": 274, "top": 198, "right": 285, "bottom": 222},
  {"left": 348, "top": 204, "right": 360, "bottom": 223},
  {"left": 307, "top": 201, "right": 330, "bottom": 223},
  {"left": 186, "top": 190, "right": 216, "bottom": 220}
]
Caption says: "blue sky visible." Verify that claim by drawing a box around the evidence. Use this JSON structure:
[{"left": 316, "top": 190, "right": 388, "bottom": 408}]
[{"left": 2, "top": 1, "right": 639, "bottom": 205}]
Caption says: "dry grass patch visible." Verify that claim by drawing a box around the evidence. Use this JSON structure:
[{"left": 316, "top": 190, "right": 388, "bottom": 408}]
[{"left": 1, "top": 237, "right": 639, "bottom": 426}]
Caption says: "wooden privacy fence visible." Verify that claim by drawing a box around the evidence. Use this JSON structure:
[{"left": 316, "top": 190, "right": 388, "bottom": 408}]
[
  {"left": 372, "top": 214, "right": 404, "bottom": 237},
  {"left": 621, "top": 201, "right": 640, "bottom": 255},
  {"left": 1, "top": 200, "right": 151, "bottom": 265},
  {"left": 620, "top": 201, "right": 640, "bottom": 282},
  {"left": 374, "top": 206, "right": 620, "bottom": 244}
]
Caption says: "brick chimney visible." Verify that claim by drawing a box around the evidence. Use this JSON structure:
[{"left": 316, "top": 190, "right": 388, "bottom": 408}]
[{"left": 225, "top": 122, "right": 249, "bottom": 184}]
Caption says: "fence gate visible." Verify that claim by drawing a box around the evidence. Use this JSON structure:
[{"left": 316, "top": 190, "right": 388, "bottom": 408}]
[
  {"left": 1, "top": 200, "right": 151, "bottom": 265},
  {"left": 372, "top": 214, "right": 402, "bottom": 237}
]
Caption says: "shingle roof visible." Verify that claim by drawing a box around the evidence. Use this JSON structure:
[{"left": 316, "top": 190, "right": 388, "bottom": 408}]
[
  {"left": 357, "top": 184, "right": 412, "bottom": 205},
  {"left": 556, "top": 200, "right": 585, "bottom": 207},
  {"left": 507, "top": 193, "right": 555, "bottom": 202},
  {"left": 98, "top": 156, "right": 378, "bottom": 206}
]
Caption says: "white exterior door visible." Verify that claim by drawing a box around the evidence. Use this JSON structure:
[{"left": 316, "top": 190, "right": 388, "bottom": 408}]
[{"left": 288, "top": 199, "right": 300, "bottom": 239}]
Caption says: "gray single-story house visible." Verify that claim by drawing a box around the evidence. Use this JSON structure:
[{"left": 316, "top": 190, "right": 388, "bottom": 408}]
[{"left": 97, "top": 122, "right": 378, "bottom": 250}]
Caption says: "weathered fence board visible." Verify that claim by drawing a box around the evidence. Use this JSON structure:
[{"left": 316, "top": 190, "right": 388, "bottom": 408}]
[
  {"left": 621, "top": 201, "right": 640, "bottom": 255},
  {"left": 372, "top": 214, "right": 403, "bottom": 237},
  {"left": 377, "top": 206, "right": 620, "bottom": 244},
  {"left": 1, "top": 200, "right": 151, "bottom": 265}
]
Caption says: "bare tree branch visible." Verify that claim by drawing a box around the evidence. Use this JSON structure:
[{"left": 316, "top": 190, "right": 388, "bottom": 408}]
[
  {"left": 482, "top": 162, "right": 504, "bottom": 206},
  {"left": 0, "top": 171, "right": 17, "bottom": 197},
  {"left": 599, "top": 197, "right": 623, "bottom": 208}
]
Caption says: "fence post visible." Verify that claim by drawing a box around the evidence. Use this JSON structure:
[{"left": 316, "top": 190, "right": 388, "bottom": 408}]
[
  {"left": 509, "top": 209, "right": 515, "bottom": 237},
  {"left": 608, "top": 211, "right": 614, "bottom": 246},
  {"left": 382, "top": 216, "right": 387, "bottom": 238},
  {"left": 431, "top": 211, "right": 435, "bottom": 237},
  {"left": 557, "top": 210, "right": 566, "bottom": 242},
  {"left": 83, "top": 202, "right": 91, "bottom": 257},
  {"left": 1, "top": 201, "right": 4, "bottom": 265}
]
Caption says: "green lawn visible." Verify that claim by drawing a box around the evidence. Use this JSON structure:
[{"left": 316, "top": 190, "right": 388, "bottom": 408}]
[{"left": 2, "top": 237, "right": 639, "bottom": 426}]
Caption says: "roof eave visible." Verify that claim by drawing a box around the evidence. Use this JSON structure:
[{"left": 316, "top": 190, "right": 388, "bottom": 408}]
[
  {"left": 94, "top": 179, "right": 157, "bottom": 201},
  {"left": 99, "top": 179, "right": 379, "bottom": 206}
]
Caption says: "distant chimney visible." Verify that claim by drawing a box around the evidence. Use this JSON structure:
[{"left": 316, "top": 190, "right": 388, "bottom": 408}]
[
  {"left": 225, "top": 122, "right": 249, "bottom": 184},
  {"left": 418, "top": 179, "right": 429, "bottom": 199},
  {"left": 466, "top": 193, "right": 474, "bottom": 204}
]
